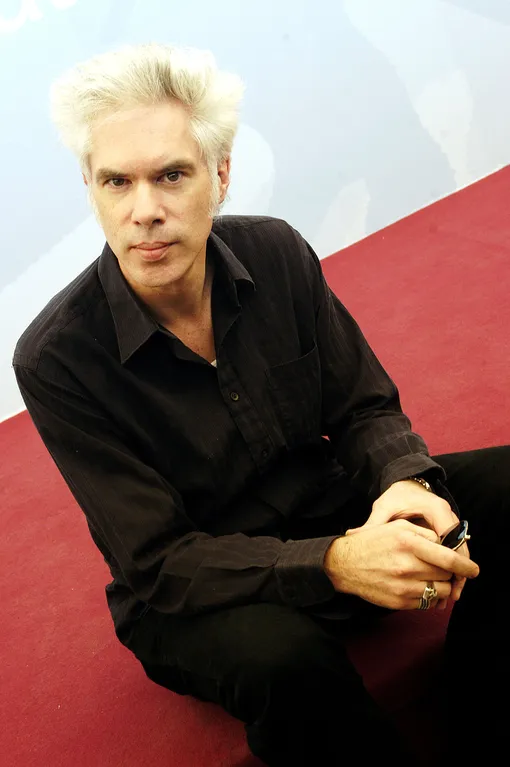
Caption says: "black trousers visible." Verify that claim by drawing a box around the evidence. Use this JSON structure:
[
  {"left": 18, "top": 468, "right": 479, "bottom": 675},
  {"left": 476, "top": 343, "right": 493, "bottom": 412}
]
[{"left": 126, "top": 446, "right": 510, "bottom": 766}]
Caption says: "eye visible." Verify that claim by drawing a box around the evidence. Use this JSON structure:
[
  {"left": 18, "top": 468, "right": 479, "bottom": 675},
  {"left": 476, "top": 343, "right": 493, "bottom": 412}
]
[
  {"left": 164, "top": 171, "right": 182, "bottom": 183},
  {"left": 106, "top": 178, "right": 126, "bottom": 188}
]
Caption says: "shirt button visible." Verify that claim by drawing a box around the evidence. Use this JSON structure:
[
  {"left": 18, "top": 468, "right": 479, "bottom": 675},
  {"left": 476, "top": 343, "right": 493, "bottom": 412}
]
[
  {"left": 261, "top": 449, "right": 269, "bottom": 460},
  {"left": 230, "top": 391, "right": 240, "bottom": 402}
]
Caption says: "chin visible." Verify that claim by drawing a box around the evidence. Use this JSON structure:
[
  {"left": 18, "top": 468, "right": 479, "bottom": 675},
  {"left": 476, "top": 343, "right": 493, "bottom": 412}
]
[{"left": 138, "top": 263, "right": 187, "bottom": 287}]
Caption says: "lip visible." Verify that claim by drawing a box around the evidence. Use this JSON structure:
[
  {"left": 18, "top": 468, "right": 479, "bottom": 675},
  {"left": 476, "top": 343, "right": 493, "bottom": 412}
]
[{"left": 133, "top": 242, "right": 171, "bottom": 261}]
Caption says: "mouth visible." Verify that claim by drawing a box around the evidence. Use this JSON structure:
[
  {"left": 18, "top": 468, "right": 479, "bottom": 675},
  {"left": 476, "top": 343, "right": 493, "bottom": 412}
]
[{"left": 132, "top": 242, "right": 173, "bottom": 261}]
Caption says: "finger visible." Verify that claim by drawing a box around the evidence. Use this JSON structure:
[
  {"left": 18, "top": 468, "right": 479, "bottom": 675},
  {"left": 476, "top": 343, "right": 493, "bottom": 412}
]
[
  {"left": 392, "top": 519, "right": 440, "bottom": 544},
  {"left": 393, "top": 508, "right": 457, "bottom": 538},
  {"left": 387, "top": 511, "right": 431, "bottom": 528},
  {"left": 430, "top": 581, "right": 452, "bottom": 601},
  {"left": 405, "top": 534, "right": 480, "bottom": 579},
  {"left": 420, "top": 566, "right": 456, "bottom": 582},
  {"left": 451, "top": 576, "right": 467, "bottom": 601},
  {"left": 416, "top": 580, "right": 452, "bottom": 609},
  {"left": 348, "top": 519, "right": 438, "bottom": 537},
  {"left": 436, "top": 597, "right": 449, "bottom": 610}
]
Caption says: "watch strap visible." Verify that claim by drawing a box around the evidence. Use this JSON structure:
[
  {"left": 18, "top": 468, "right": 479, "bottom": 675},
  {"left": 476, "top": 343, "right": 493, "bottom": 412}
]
[{"left": 408, "top": 476, "right": 434, "bottom": 493}]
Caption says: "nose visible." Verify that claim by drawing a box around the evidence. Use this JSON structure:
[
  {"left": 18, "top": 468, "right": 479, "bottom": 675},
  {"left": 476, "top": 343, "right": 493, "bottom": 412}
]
[{"left": 131, "top": 183, "right": 166, "bottom": 227}]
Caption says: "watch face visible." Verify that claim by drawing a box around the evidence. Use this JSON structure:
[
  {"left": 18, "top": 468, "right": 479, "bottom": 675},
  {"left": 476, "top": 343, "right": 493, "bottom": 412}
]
[{"left": 440, "top": 520, "right": 469, "bottom": 550}]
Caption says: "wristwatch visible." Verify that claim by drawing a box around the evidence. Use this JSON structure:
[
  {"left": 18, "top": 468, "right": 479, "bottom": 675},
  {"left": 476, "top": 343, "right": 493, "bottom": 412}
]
[{"left": 408, "top": 476, "right": 434, "bottom": 493}]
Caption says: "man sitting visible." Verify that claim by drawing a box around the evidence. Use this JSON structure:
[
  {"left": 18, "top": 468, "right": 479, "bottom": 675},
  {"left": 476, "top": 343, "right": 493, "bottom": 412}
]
[{"left": 14, "top": 43, "right": 507, "bottom": 765}]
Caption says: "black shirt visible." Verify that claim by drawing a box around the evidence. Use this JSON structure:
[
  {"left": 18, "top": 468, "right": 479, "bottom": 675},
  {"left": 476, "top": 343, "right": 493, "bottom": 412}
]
[{"left": 13, "top": 216, "right": 457, "bottom": 643}]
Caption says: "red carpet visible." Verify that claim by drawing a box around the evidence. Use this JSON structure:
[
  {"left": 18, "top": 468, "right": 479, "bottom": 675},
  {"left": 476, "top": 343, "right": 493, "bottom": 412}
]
[{"left": 2, "top": 167, "right": 509, "bottom": 766}]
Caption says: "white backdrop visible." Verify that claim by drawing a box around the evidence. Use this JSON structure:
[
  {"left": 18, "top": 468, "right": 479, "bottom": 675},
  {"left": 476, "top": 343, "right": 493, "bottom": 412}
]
[{"left": 2, "top": 0, "right": 510, "bottom": 421}]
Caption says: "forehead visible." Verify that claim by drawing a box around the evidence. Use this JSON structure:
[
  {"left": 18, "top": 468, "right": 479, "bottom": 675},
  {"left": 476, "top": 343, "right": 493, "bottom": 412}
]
[{"left": 88, "top": 101, "right": 201, "bottom": 175}]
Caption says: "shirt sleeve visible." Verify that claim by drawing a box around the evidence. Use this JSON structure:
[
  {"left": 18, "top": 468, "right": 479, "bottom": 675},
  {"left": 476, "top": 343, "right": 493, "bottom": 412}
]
[
  {"left": 14, "top": 363, "right": 339, "bottom": 615},
  {"left": 291, "top": 227, "right": 457, "bottom": 508}
]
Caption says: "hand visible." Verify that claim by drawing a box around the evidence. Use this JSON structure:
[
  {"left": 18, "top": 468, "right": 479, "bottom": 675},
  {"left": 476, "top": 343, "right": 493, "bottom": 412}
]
[
  {"left": 350, "top": 480, "right": 470, "bottom": 607},
  {"left": 370, "top": 479, "right": 458, "bottom": 537},
  {"left": 323, "top": 519, "right": 479, "bottom": 611}
]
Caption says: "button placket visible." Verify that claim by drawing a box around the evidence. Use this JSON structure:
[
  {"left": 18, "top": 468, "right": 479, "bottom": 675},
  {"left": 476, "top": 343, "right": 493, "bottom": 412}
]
[{"left": 220, "top": 360, "right": 273, "bottom": 470}]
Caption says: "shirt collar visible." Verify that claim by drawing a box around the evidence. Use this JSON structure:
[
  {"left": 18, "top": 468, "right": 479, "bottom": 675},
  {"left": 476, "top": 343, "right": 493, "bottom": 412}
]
[{"left": 98, "top": 227, "right": 255, "bottom": 365}]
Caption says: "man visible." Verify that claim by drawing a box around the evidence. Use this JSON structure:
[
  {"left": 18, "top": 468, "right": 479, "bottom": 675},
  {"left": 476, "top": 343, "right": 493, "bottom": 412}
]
[{"left": 13, "top": 44, "right": 508, "bottom": 765}]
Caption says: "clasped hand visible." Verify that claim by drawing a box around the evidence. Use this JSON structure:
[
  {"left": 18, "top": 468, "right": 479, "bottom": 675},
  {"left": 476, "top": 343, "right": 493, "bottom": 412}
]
[{"left": 324, "top": 480, "right": 480, "bottom": 610}]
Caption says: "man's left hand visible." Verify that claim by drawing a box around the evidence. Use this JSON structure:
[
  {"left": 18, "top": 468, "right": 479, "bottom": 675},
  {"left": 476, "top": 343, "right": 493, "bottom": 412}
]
[{"left": 345, "top": 480, "right": 470, "bottom": 607}]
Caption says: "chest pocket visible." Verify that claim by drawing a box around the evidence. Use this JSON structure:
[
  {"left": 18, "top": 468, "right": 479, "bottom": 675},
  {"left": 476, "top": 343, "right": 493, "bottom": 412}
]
[{"left": 265, "top": 343, "right": 322, "bottom": 448}]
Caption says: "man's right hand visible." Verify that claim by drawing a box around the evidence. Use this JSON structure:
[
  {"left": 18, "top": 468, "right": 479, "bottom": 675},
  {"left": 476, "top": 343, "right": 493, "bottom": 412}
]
[{"left": 323, "top": 519, "right": 480, "bottom": 611}]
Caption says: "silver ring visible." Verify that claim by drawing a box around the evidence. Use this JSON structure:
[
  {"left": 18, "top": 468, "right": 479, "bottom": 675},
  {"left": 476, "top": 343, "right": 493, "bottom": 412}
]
[{"left": 417, "top": 582, "right": 438, "bottom": 610}]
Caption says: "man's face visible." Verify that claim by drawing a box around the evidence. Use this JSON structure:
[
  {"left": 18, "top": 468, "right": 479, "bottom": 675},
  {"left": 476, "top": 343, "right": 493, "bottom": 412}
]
[{"left": 85, "top": 100, "right": 229, "bottom": 292}]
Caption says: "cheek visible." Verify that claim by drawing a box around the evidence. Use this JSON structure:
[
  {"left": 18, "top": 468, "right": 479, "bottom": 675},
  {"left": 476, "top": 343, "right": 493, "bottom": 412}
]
[
  {"left": 181, "top": 188, "right": 213, "bottom": 225},
  {"left": 96, "top": 197, "right": 126, "bottom": 231}
]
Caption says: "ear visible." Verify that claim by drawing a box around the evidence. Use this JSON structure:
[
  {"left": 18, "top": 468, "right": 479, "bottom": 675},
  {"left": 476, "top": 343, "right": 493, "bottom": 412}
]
[
  {"left": 82, "top": 173, "right": 89, "bottom": 187},
  {"left": 217, "top": 156, "right": 231, "bottom": 204}
]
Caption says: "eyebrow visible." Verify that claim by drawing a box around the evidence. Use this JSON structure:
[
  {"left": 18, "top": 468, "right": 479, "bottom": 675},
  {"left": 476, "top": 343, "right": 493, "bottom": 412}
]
[{"left": 94, "top": 160, "right": 197, "bottom": 184}]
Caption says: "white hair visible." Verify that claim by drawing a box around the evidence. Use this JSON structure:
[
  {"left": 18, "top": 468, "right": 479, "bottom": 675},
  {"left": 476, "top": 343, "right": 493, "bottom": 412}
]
[{"left": 50, "top": 43, "right": 245, "bottom": 212}]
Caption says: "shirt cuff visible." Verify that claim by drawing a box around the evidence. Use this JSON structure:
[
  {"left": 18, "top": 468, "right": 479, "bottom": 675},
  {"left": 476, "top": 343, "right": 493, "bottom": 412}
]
[
  {"left": 378, "top": 455, "right": 447, "bottom": 498},
  {"left": 274, "top": 535, "right": 339, "bottom": 607}
]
